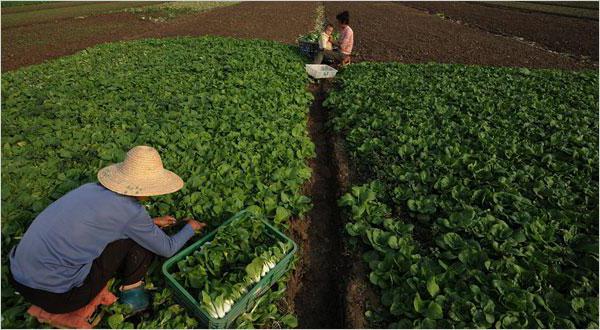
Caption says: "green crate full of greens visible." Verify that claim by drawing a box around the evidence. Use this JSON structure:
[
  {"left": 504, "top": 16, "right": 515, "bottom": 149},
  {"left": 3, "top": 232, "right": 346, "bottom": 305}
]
[
  {"left": 162, "top": 210, "right": 297, "bottom": 328},
  {"left": 297, "top": 31, "right": 340, "bottom": 58}
]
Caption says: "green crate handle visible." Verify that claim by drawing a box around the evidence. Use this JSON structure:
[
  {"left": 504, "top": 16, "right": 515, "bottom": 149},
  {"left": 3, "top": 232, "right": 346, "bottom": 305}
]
[{"left": 162, "top": 210, "right": 298, "bottom": 328}]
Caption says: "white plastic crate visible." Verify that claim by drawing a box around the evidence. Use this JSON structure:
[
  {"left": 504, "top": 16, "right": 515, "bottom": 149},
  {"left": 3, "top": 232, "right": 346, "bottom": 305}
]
[{"left": 305, "top": 64, "right": 338, "bottom": 79}]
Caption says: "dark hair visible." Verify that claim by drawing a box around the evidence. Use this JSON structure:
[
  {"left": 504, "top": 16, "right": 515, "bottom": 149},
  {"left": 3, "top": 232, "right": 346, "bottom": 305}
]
[
  {"left": 325, "top": 23, "right": 334, "bottom": 29},
  {"left": 336, "top": 11, "right": 349, "bottom": 24}
]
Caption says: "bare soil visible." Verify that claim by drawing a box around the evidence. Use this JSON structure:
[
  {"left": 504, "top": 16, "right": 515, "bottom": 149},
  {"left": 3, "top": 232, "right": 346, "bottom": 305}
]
[
  {"left": 4, "top": 1, "right": 596, "bottom": 71},
  {"left": 2, "top": 12, "right": 156, "bottom": 71},
  {"left": 1, "top": 2, "right": 127, "bottom": 14},
  {"left": 405, "top": 1, "right": 599, "bottom": 61},
  {"left": 1, "top": 2, "right": 318, "bottom": 71},
  {"left": 323, "top": 1, "right": 592, "bottom": 70},
  {"left": 287, "top": 79, "right": 379, "bottom": 329},
  {"left": 1, "top": 1, "right": 153, "bottom": 28},
  {"left": 286, "top": 82, "right": 348, "bottom": 328},
  {"left": 133, "top": 1, "right": 316, "bottom": 44}
]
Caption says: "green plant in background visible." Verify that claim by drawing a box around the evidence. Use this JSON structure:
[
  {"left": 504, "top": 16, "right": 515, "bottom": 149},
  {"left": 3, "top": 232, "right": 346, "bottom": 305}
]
[
  {"left": 122, "top": 1, "right": 239, "bottom": 21},
  {"left": 0, "top": 1, "right": 49, "bottom": 7},
  {"left": 297, "top": 31, "right": 321, "bottom": 43},
  {"left": 297, "top": 31, "right": 340, "bottom": 44},
  {"left": 1, "top": 36, "right": 314, "bottom": 328},
  {"left": 297, "top": 3, "right": 339, "bottom": 44},
  {"left": 329, "top": 63, "right": 599, "bottom": 328}
]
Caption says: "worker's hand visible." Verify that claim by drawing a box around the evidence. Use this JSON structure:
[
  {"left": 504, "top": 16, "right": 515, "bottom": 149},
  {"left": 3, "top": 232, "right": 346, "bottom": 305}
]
[
  {"left": 186, "top": 219, "right": 207, "bottom": 232},
  {"left": 153, "top": 216, "right": 177, "bottom": 228}
]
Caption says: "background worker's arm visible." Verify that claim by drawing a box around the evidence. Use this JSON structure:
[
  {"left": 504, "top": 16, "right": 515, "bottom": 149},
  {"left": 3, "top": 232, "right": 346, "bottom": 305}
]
[
  {"left": 332, "top": 35, "right": 339, "bottom": 47},
  {"left": 318, "top": 33, "right": 328, "bottom": 50}
]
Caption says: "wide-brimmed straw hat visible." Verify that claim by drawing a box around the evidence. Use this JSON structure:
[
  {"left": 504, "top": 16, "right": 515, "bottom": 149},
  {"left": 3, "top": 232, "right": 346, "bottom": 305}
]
[{"left": 98, "top": 146, "right": 184, "bottom": 196}]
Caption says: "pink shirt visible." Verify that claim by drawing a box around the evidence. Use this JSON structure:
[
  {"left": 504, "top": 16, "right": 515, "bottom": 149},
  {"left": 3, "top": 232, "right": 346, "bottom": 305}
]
[{"left": 339, "top": 26, "right": 354, "bottom": 55}]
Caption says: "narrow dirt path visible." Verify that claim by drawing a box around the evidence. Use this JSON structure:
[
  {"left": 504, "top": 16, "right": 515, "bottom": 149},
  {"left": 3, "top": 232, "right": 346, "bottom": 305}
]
[{"left": 288, "top": 82, "right": 347, "bottom": 328}]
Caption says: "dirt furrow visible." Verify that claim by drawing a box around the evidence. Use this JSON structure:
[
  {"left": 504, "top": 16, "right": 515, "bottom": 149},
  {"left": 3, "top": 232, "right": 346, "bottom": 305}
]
[{"left": 287, "top": 81, "right": 347, "bottom": 328}]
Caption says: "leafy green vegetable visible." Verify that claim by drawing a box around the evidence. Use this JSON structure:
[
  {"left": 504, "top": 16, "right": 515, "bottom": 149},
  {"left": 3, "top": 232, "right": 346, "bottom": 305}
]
[
  {"left": 1, "top": 36, "right": 314, "bottom": 328},
  {"left": 173, "top": 213, "right": 292, "bottom": 320},
  {"left": 331, "top": 63, "right": 598, "bottom": 328},
  {"left": 298, "top": 30, "right": 339, "bottom": 43},
  {"left": 297, "top": 31, "right": 321, "bottom": 43}
]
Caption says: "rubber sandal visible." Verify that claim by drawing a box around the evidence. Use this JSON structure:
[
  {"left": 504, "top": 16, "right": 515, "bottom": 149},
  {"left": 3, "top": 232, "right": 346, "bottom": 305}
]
[{"left": 118, "top": 287, "right": 149, "bottom": 315}]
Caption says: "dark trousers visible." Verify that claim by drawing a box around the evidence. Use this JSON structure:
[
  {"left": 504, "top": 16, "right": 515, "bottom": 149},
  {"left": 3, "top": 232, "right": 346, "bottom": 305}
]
[
  {"left": 313, "top": 49, "right": 346, "bottom": 64},
  {"left": 9, "top": 239, "right": 154, "bottom": 314}
]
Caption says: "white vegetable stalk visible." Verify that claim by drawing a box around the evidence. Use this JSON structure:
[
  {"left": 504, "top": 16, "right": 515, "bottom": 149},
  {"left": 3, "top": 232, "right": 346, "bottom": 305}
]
[
  {"left": 203, "top": 248, "right": 290, "bottom": 319},
  {"left": 203, "top": 292, "right": 235, "bottom": 319},
  {"left": 223, "top": 299, "right": 234, "bottom": 313},
  {"left": 268, "top": 257, "right": 277, "bottom": 269},
  {"left": 261, "top": 262, "right": 270, "bottom": 276},
  {"left": 217, "top": 306, "right": 225, "bottom": 318},
  {"left": 206, "top": 302, "right": 219, "bottom": 319},
  {"left": 250, "top": 273, "right": 260, "bottom": 283},
  {"left": 216, "top": 295, "right": 227, "bottom": 318}
]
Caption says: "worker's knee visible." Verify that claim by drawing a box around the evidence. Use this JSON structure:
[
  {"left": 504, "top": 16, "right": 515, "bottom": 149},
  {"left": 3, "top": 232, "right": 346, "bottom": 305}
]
[{"left": 106, "top": 239, "right": 155, "bottom": 268}]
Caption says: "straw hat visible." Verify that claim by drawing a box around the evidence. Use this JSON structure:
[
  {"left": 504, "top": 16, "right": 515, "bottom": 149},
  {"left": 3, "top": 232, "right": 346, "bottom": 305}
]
[{"left": 98, "top": 146, "right": 184, "bottom": 196}]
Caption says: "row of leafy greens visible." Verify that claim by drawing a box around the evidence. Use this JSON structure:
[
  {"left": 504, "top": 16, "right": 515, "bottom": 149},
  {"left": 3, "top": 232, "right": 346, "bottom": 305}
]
[
  {"left": 325, "top": 63, "right": 599, "bottom": 328},
  {"left": 1, "top": 36, "right": 314, "bottom": 328}
]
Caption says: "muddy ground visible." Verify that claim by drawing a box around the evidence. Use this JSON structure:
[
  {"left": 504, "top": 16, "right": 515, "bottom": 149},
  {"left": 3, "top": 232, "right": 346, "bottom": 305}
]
[
  {"left": 1, "top": 2, "right": 318, "bottom": 71},
  {"left": 405, "top": 1, "right": 598, "bottom": 61},
  {"left": 324, "top": 1, "right": 593, "bottom": 70}
]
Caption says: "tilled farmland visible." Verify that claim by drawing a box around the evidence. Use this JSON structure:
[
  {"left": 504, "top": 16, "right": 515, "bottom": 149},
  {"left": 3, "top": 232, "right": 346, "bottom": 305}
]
[{"left": 323, "top": 1, "right": 594, "bottom": 69}]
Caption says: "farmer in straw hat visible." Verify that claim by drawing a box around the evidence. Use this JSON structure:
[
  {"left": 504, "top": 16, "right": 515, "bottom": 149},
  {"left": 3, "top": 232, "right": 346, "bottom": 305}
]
[{"left": 8, "top": 146, "right": 206, "bottom": 314}]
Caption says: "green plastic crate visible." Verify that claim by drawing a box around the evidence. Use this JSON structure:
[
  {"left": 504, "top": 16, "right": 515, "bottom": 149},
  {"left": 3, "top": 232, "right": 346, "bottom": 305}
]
[{"left": 162, "top": 210, "right": 297, "bottom": 328}]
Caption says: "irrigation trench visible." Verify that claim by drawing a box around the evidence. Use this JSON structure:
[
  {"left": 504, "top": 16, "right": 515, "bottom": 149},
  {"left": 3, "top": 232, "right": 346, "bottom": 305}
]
[{"left": 286, "top": 79, "right": 357, "bottom": 328}]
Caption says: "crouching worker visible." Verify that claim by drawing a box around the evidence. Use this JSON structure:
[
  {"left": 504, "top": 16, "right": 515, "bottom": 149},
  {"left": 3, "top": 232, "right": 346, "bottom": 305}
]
[
  {"left": 313, "top": 11, "right": 354, "bottom": 65},
  {"left": 8, "top": 146, "right": 206, "bottom": 315}
]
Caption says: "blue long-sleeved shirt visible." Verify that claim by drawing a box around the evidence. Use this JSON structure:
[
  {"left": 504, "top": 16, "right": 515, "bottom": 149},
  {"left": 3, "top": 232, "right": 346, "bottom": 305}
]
[{"left": 9, "top": 182, "right": 195, "bottom": 293}]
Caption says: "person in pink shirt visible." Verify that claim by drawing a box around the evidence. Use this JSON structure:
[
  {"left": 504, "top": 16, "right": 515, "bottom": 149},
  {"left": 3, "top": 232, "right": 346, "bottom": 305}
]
[
  {"left": 313, "top": 11, "right": 354, "bottom": 65},
  {"left": 335, "top": 11, "right": 353, "bottom": 62}
]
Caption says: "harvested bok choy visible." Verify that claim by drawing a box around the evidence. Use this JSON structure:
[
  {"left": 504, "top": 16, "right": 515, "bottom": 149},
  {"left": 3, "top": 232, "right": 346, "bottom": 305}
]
[{"left": 172, "top": 212, "right": 293, "bottom": 319}]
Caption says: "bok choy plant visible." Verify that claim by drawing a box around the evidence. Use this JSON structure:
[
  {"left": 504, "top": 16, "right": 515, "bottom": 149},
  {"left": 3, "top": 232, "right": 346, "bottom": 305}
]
[{"left": 173, "top": 213, "right": 293, "bottom": 320}]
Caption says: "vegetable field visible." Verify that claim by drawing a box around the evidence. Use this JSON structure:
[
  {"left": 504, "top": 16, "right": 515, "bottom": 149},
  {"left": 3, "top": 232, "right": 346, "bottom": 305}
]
[
  {"left": 326, "top": 63, "right": 599, "bottom": 328},
  {"left": 1, "top": 4, "right": 599, "bottom": 327},
  {"left": 1, "top": 36, "right": 313, "bottom": 328}
]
